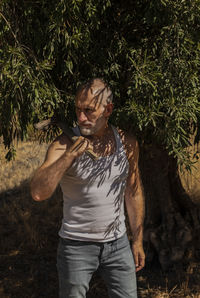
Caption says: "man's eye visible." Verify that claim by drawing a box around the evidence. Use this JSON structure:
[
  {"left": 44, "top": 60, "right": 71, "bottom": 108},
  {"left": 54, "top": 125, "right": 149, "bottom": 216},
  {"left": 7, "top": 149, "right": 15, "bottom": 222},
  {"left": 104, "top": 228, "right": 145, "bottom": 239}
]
[
  {"left": 85, "top": 109, "right": 92, "bottom": 113},
  {"left": 76, "top": 107, "right": 94, "bottom": 113}
]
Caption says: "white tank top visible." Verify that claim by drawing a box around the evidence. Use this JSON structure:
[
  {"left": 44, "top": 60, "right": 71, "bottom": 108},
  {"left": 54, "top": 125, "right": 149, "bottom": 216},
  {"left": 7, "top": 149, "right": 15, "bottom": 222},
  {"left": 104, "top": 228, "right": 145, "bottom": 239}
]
[{"left": 59, "top": 125, "right": 129, "bottom": 242}]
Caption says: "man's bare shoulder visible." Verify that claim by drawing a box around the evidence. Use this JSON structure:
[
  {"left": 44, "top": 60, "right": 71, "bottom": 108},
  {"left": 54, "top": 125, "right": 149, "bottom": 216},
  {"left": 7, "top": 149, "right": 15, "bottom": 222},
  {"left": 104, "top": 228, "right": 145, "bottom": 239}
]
[
  {"left": 43, "top": 133, "right": 71, "bottom": 165},
  {"left": 50, "top": 133, "right": 71, "bottom": 149},
  {"left": 117, "top": 128, "right": 139, "bottom": 157}
]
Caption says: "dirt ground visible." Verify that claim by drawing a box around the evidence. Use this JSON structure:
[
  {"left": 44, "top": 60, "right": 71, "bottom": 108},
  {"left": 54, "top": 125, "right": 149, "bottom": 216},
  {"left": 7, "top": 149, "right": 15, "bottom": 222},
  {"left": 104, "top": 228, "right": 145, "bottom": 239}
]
[{"left": 0, "top": 141, "right": 200, "bottom": 298}]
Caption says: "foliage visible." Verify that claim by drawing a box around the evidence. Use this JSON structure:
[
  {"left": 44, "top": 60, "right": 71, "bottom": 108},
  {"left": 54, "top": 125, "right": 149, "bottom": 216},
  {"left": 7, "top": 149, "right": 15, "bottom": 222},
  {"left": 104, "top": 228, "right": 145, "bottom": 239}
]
[{"left": 0, "top": 0, "right": 200, "bottom": 165}]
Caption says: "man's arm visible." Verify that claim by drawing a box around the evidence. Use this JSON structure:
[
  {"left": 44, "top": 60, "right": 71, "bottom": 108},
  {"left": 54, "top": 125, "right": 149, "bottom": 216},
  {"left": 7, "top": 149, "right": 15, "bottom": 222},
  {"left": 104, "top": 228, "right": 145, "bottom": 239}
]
[
  {"left": 30, "top": 134, "right": 90, "bottom": 201},
  {"left": 124, "top": 135, "right": 145, "bottom": 272}
]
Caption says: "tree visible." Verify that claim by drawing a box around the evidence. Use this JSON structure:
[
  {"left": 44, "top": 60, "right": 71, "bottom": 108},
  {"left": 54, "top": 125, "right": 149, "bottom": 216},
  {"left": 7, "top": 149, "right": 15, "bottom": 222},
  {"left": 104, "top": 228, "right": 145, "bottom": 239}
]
[{"left": 0, "top": 0, "right": 200, "bottom": 269}]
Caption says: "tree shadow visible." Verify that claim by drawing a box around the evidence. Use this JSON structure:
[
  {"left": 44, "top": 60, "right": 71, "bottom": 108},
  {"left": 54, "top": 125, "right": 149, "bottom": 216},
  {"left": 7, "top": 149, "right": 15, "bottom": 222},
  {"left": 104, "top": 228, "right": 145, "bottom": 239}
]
[
  {"left": 0, "top": 179, "right": 200, "bottom": 297},
  {"left": 0, "top": 181, "right": 108, "bottom": 298},
  {"left": 0, "top": 181, "right": 62, "bottom": 298}
]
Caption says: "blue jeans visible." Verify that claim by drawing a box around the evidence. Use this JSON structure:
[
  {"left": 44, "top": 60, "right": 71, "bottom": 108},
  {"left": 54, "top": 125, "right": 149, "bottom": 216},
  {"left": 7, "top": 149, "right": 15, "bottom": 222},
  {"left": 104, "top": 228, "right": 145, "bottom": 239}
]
[{"left": 57, "top": 233, "right": 137, "bottom": 298}]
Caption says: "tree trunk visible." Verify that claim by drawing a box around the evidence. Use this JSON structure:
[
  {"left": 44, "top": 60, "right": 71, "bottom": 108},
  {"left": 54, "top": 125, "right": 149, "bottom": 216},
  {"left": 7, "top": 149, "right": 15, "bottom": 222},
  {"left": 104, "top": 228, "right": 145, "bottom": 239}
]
[{"left": 140, "top": 145, "right": 200, "bottom": 270}]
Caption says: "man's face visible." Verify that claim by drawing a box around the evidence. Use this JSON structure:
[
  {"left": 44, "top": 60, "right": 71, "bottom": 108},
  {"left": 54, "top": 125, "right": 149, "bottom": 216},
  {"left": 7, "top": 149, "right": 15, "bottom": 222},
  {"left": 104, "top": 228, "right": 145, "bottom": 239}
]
[{"left": 75, "top": 86, "right": 112, "bottom": 136}]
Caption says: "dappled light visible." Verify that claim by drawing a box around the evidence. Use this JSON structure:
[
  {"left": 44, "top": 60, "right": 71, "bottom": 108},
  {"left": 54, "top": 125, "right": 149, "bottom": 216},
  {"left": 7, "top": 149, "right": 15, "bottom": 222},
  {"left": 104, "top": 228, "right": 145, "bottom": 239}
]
[
  {"left": 59, "top": 126, "right": 129, "bottom": 239},
  {"left": 1, "top": 0, "right": 200, "bottom": 296}
]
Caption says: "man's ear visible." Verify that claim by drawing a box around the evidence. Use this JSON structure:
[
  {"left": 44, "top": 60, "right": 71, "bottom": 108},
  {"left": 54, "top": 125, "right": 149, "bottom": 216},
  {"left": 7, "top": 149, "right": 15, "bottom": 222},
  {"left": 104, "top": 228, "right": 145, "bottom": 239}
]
[{"left": 104, "top": 103, "right": 113, "bottom": 117}]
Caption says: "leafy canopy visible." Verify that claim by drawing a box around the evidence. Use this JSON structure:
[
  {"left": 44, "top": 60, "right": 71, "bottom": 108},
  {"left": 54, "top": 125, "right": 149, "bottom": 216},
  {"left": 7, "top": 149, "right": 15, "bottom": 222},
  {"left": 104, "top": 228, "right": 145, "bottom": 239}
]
[{"left": 0, "top": 0, "right": 200, "bottom": 165}]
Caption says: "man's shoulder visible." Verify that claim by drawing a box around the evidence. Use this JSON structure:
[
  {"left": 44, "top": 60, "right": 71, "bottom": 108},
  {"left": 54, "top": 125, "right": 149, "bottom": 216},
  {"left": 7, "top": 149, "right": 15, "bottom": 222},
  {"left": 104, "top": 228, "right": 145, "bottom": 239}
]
[
  {"left": 53, "top": 133, "right": 71, "bottom": 145},
  {"left": 114, "top": 127, "right": 139, "bottom": 161},
  {"left": 116, "top": 127, "right": 138, "bottom": 147},
  {"left": 42, "top": 133, "right": 71, "bottom": 164},
  {"left": 48, "top": 133, "right": 71, "bottom": 153}
]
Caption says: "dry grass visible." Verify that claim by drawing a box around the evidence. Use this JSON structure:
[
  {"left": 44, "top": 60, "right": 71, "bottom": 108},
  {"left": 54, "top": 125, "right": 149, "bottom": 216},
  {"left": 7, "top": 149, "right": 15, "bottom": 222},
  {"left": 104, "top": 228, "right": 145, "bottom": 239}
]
[
  {"left": 0, "top": 141, "right": 48, "bottom": 192},
  {"left": 0, "top": 141, "right": 200, "bottom": 298}
]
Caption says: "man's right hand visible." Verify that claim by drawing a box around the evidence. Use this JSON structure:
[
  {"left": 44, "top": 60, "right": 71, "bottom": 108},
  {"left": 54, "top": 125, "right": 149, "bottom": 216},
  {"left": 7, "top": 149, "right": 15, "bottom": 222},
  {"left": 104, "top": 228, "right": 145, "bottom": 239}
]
[{"left": 67, "top": 136, "right": 92, "bottom": 159}]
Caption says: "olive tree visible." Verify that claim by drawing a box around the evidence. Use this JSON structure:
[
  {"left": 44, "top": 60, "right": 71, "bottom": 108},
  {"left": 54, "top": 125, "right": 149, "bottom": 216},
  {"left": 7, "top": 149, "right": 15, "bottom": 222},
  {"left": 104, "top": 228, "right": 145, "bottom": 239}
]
[{"left": 0, "top": 0, "right": 200, "bottom": 269}]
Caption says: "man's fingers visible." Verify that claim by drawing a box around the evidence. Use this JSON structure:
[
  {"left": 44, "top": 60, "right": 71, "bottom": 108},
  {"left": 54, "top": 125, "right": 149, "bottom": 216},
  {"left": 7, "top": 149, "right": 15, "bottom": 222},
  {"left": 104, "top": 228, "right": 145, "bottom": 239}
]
[
  {"left": 135, "top": 255, "right": 145, "bottom": 272},
  {"left": 69, "top": 136, "right": 90, "bottom": 156},
  {"left": 133, "top": 251, "right": 139, "bottom": 269},
  {"left": 71, "top": 138, "right": 86, "bottom": 152},
  {"left": 132, "top": 246, "right": 145, "bottom": 272}
]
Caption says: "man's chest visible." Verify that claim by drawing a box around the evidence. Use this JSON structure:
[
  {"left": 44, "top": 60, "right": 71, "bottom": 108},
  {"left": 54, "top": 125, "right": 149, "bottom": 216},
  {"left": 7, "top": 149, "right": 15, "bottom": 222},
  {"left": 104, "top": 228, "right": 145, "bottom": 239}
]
[{"left": 90, "top": 134, "right": 116, "bottom": 157}]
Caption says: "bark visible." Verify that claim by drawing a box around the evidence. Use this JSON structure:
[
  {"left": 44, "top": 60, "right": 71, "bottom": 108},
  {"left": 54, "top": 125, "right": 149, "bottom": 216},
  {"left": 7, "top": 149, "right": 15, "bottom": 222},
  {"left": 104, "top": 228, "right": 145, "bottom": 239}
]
[{"left": 139, "top": 145, "right": 200, "bottom": 270}]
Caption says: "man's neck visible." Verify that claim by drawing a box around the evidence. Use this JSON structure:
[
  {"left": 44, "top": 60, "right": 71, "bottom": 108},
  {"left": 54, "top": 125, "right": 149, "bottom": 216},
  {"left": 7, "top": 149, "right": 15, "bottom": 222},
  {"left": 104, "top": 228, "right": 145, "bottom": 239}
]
[{"left": 87, "top": 124, "right": 110, "bottom": 141}]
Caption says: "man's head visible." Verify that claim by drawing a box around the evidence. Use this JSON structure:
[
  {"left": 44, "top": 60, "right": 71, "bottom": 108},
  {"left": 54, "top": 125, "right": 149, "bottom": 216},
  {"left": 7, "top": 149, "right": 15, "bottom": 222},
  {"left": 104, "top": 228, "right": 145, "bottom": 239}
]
[{"left": 75, "top": 78, "right": 113, "bottom": 136}]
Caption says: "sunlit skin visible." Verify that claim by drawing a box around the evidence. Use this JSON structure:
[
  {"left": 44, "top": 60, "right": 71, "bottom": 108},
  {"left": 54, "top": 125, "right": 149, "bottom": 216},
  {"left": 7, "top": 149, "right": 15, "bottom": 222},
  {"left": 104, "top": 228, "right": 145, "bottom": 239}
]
[{"left": 30, "top": 78, "right": 145, "bottom": 273}]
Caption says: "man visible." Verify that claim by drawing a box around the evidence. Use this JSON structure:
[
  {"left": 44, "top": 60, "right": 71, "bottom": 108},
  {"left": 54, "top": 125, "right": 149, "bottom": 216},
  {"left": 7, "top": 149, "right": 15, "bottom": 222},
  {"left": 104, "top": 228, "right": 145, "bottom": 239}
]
[{"left": 30, "top": 78, "right": 145, "bottom": 298}]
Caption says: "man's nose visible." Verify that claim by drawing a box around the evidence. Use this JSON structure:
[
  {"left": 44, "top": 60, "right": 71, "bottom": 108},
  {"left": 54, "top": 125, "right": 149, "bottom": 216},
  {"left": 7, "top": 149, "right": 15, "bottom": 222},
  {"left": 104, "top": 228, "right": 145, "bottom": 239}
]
[{"left": 78, "top": 111, "right": 88, "bottom": 122}]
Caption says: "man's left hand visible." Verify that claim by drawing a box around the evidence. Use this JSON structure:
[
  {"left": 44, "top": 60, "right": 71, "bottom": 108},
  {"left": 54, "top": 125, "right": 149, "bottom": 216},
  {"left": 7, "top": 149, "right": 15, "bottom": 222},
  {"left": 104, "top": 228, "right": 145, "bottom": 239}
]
[{"left": 132, "top": 242, "right": 145, "bottom": 272}]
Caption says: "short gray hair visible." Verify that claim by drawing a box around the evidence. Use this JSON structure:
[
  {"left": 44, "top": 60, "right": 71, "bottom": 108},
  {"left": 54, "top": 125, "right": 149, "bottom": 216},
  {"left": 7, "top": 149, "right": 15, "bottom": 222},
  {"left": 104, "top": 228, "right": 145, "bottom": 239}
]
[{"left": 76, "top": 78, "right": 113, "bottom": 104}]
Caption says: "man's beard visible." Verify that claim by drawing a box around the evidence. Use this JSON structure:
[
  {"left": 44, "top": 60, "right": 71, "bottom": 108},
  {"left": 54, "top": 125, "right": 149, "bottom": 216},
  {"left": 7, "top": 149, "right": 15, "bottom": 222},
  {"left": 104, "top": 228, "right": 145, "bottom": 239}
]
[
  {"left": 78, "top": 115, "right": 106, "bottom": 136},
  {"left": 79, "top": 126, "right": 95, "bottom": 136}
]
